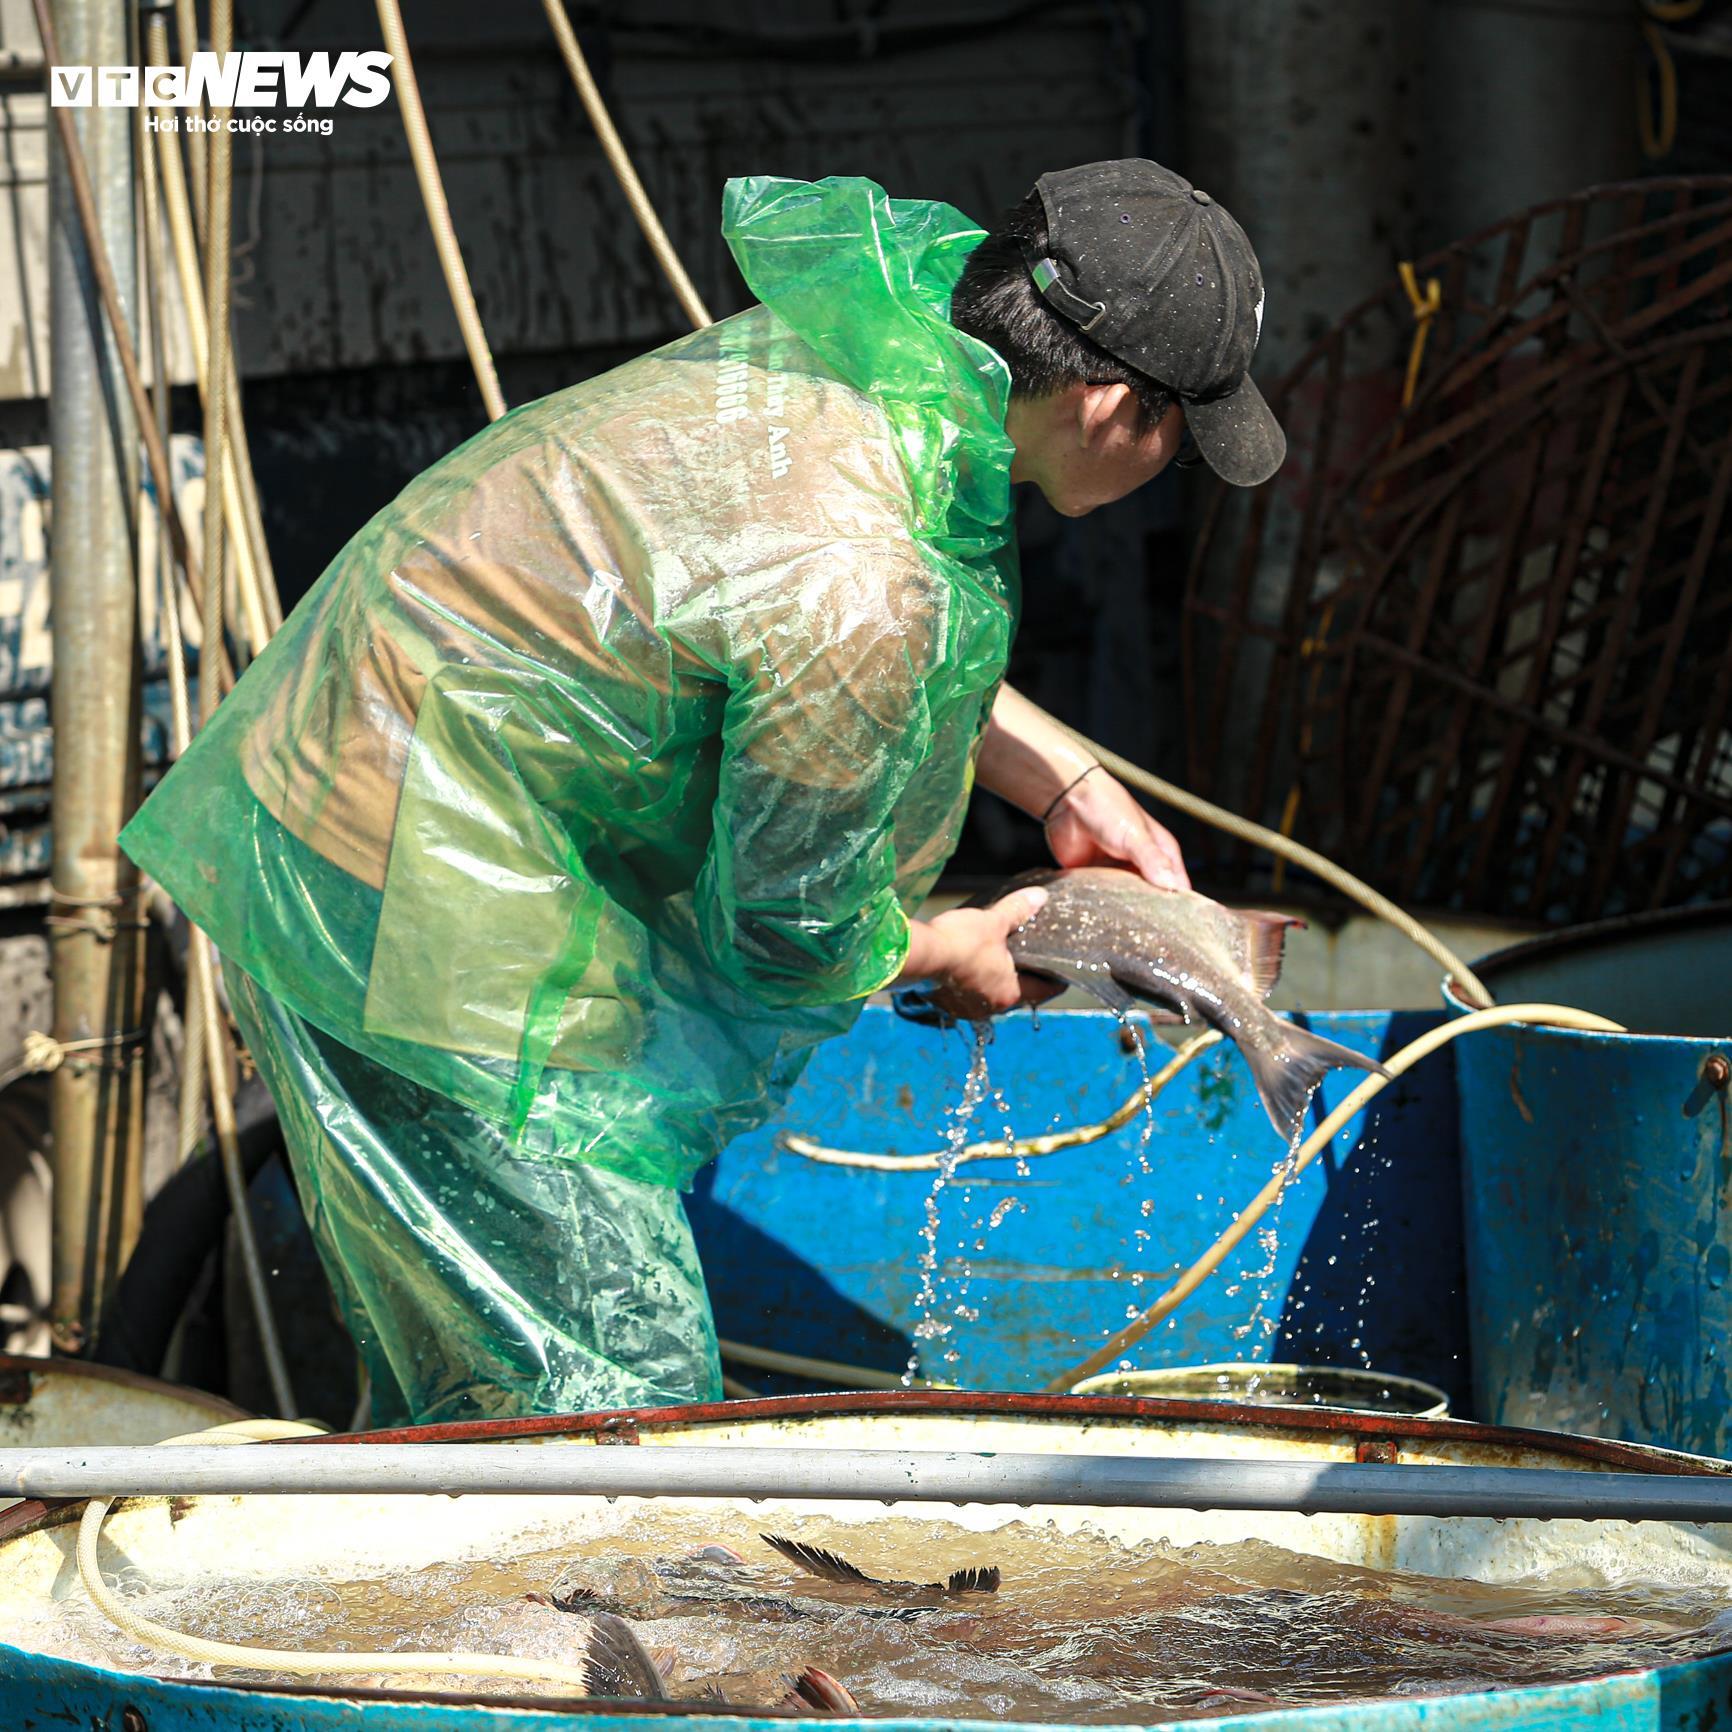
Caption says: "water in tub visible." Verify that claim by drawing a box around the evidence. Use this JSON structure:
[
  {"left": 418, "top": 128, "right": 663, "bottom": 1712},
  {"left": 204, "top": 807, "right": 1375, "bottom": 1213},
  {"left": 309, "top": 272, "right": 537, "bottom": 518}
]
[{"left": 18, "top": 1501, "right": 1732, "bottom": 1719}]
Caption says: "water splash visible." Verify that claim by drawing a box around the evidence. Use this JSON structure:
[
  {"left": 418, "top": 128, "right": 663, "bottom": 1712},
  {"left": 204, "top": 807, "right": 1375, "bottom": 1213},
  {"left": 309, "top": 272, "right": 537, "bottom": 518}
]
[
  {"left": 903, "top": 1022, "right": 994, "bottom": 1386},
  {"left": 1231, "top": 1092, "right": 1317, "bottom": 1345}
]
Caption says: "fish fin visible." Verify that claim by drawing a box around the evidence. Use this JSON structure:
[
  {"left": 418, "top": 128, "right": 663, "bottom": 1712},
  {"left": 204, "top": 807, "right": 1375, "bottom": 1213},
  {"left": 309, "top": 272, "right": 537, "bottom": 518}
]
[
  {"left": 583, "top": 1612, "right": 664, "bottom": 1700},
  {"left": 1230, "top": 910, "right": 1306, "bottom": 1000},
  {"left": 547, "top": 1585, "right": 602, "bottom": 1613},
  {"left": 1246, "top": 1022, "right": 1390, "bottom": 1138},
  {"left": 761, "top": 1532, "right": 883, "bottom": 1587},
  {"left": 945, "top": 1565, "right": 1001, "bottom": 1595},
  {"left": 782, "top": 1667, "right": 861, "bottom": 1713},
  {"left": 1010, "top": 951, "right": 1137, "bottom": 1016}
]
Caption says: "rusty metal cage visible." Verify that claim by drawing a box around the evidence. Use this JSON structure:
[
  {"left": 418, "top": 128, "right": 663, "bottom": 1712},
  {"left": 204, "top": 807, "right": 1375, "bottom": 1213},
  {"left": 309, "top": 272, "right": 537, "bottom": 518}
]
[{"left": 1183, "top": 178, "right": 1732, "bottom": 925}]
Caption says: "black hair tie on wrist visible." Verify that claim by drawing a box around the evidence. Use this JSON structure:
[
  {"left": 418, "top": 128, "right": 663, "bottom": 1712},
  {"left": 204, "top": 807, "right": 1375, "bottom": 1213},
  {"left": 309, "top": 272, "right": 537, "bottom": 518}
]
[{"left": 1042, "top": 763, "right": 1100, "bottom": 824}]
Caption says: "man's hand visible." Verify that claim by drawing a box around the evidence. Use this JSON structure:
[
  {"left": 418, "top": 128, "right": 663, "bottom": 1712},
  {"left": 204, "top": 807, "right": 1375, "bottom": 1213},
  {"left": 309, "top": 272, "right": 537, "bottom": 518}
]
[
  {"left": 974, "top": 685, "right": 1189, "bottom": 890},
  {"left": 1045, "top": 766, "right": 1190, "bottom": 891},
  {"left": 895, "top": 887, "right": 1053, "bottom": 1022}
]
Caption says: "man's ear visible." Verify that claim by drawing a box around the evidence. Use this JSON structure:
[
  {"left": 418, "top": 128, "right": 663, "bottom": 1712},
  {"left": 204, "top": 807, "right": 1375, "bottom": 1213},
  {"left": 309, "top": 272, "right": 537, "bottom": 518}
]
[{"left": 1076, "top": 381, "right": 1133, "bottom": 450}]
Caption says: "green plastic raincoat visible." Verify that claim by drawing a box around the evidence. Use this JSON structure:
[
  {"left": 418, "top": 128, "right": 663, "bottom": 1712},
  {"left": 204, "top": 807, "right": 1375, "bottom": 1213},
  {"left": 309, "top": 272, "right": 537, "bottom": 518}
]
[{"left": 121, "top": 174, "right": 1019, "bottom": 1423}]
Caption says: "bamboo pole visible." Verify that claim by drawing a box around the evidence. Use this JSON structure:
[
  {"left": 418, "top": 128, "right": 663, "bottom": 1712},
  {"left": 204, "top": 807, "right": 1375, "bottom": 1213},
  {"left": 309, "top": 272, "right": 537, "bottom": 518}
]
[{"left": 42, "top": 0, "right": 149, "bottom": 1353}]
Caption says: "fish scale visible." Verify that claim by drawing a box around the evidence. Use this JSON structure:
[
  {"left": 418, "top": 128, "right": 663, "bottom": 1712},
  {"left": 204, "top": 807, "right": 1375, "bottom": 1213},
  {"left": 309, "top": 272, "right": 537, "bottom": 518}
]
[{"left": 993, "top": 867, "right": 1390, "bottom": 1136}]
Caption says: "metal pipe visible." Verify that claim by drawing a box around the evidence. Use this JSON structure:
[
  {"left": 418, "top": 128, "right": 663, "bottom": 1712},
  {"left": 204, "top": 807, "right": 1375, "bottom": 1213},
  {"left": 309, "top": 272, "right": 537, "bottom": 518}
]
[
  {"left": 5, "top": 1445, "right": 1732, "bottom": 1523},
  {"left": 44, "top": 0, "right": 148, "bottom": 1355}
]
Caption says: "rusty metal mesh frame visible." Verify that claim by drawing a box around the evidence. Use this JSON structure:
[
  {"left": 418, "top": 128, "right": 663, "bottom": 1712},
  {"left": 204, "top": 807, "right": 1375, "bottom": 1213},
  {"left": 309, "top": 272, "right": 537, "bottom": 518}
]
[{"left": 1182, "top": 177, "right": 1732, "bottom": 924}]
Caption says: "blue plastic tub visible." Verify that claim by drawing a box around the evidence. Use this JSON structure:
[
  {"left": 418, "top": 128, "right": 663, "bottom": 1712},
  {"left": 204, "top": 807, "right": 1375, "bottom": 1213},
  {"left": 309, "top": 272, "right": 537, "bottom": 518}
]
[
  {"left": 1448, "top": 904, "right": 1732, "bottom": 1456},
  {"left": 690, "top": 1003, "right": 1468, "bottom": 1401}
]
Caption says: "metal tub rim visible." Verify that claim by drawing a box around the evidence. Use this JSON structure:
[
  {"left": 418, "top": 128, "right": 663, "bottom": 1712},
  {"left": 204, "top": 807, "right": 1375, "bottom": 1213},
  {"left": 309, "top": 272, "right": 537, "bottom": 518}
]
[
  {"left": 3, "top": 1389, "right": 1726, "bottom": 1550},
  {"left": 0, "top": 1631, "right": 1719, "bottom": 1731},
  {"left": 1442, "top": 978, "right": 1728, "bottom": 1049}
]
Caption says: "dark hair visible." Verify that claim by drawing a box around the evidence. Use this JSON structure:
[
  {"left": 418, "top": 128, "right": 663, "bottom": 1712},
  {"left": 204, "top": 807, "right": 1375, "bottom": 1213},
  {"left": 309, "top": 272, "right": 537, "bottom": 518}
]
[{"left": 950, "top": 192, "right": 1172, "bottom": 429}]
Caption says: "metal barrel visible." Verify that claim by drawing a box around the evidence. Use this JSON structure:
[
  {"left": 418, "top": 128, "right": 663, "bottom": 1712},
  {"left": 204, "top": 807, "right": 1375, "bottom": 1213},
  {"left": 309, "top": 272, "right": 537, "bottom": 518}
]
[{"left": 1449, "top": 906, "right": 1732, "bottom": 1457}]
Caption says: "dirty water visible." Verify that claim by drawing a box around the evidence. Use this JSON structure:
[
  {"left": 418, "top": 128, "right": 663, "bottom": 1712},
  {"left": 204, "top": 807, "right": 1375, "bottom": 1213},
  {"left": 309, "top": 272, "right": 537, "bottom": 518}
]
[{"left": 18, "top": 1504, "right": 1732, "bottom": 1719}]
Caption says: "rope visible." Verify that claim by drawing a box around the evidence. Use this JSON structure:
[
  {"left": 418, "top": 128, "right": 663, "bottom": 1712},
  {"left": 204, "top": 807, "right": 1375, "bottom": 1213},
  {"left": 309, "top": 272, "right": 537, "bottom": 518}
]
[
  {"left": 150, "top": 20, "right": 273, "bottom": 657},
  {"left": 0, "top": 1030, "right": 145, "bottom": 1093},
  {"left": 717, "top": 1337, "right": 955, "bottom": 1392},
  {"left": 139, "top": 14, "right": 193, "bottom": 758},
  {"left": 193, "top": 934, "right": 297, "bottom": 1419},
  {"left": 141, "top": 10, "right": 207, "bottom": 1167},
  {"left": 1638, "top": 0, "right": 1701, "bottom": 159},
  {"left": 541, "top": 0, "right": 714, "bottom": 330},
  {"left": 1047, "top": 1002, "right": 1624, "bottom": 1390},
  {"left": 44, "top": 891, "right": 149, "bottom": 944},
  {"left": 374, "top": 0, "right": 507, "bottom": 422},
  {"left": 27, "top": 0, "right": 231, "bottom": 696},
  {"left": 778, "top": 1030, "right": 1221, "bottom": 1171},
  {"left": 1395, "top": 261, "right": 1442, "bottom": 412},
  {"left": 78, "top": 1420, "right": 596, "bottom": 1695},
  {"left": 200, "top": 0, "right": 234, "bottom": 716},
  {"left": 1033, "top": 704, "right": 1496, "bottom": 1009},
  {"left": 1271, "top": 260, "right": 1438, "bottom": 889}
]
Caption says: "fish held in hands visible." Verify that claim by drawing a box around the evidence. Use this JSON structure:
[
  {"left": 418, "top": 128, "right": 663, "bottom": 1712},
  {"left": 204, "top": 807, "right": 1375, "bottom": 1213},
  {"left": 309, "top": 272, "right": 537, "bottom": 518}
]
[{"left": 993, "top": 867, "right": 1389, "bottom": 1136}]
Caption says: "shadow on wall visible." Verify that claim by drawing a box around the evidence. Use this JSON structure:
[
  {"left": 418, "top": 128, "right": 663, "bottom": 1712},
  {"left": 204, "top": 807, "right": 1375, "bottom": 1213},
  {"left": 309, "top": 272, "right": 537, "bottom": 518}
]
[{"left": 686, "top": 1160, "right": 917, "bottom": 1396}]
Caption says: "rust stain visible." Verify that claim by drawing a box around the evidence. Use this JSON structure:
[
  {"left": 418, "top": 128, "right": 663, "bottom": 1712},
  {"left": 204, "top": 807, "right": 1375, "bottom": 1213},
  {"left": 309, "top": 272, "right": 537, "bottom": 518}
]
[{"left": 1508, "top": 1052, "right": 1535, "bottom": 1125}]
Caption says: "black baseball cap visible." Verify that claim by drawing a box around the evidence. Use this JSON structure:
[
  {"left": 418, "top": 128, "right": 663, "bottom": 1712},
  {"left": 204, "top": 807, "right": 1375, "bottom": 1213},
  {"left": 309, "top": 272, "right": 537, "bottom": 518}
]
[{"left": 1024, "top": 160, "right": 1285, "bottom": 487}]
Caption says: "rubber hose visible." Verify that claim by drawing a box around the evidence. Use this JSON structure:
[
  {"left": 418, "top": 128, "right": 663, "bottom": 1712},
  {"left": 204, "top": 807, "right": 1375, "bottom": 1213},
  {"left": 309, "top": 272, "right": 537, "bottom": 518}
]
[
  {"left": 374, "top": 0, "right": 508, "bottom": 422},
  {"left": 78, "top": 1420, "right": 596, "bottom": 1695},
  {"left": 1049, "top": 1001, "right": 1625, "bottom": 1389},
  {"left": 1033, "top": 706, "right": 1496, "bottom": 1010}
]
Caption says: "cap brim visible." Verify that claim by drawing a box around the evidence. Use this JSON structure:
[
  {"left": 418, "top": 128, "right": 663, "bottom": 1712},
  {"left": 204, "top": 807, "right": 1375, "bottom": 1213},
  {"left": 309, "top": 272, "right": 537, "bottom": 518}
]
[{"left": 1184, "top": 373, "right": 1286, "bottom": 488}]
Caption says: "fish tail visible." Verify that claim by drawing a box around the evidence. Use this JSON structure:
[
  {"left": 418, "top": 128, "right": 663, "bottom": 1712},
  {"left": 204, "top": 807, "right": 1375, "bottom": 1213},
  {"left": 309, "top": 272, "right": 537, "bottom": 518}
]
[
  {"left": 1248, "top": 1023, "right": 1390, "bottom": 1138},
  {"left": 782, "top": 1667, "right": 861, "bottom": 1713},
  {"left": 583, "top": 1611, "right": 665, "bottom": 1700}
]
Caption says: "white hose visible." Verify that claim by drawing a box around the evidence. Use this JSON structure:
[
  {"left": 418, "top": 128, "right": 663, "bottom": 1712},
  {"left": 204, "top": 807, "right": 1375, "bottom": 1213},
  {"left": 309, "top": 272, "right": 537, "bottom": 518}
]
[
  {"left": 779, "top": 1030, "right": 1222, "bottom": 1171},
  {"left": 1050, "top": 1001, "right": 1626, "bottom": 1389},
  {"left": 78, "top": 1420, "right": 594, "bottom": 1695}
]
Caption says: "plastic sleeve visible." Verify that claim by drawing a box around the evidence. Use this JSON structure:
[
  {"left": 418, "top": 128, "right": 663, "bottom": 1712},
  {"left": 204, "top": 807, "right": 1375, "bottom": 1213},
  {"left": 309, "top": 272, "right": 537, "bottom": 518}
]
[{"left": 695, "top": 557, "right": 938, "bottom": 1010}]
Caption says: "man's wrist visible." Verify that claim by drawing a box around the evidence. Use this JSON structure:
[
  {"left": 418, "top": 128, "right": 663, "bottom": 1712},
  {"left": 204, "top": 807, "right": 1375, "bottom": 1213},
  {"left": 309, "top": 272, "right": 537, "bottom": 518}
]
[
  {"left": 1041, "top": 763, "right": 1101, "bottom": 824},
  {"left": 979, "top": 687, "right": 1101, "bottom": 818}
]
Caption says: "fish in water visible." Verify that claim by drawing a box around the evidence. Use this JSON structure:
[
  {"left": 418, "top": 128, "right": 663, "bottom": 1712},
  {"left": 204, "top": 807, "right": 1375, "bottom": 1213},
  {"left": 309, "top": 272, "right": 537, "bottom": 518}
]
[
  {"left": 762, "top": 1532, "right": 1001, "bottom": 1602},
  {"left": 583, "top": 1609, "right": 860, "bottom": 1713},
  {"left": 990, "top": 867, "right": 1389, "bottom": 1135}
]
